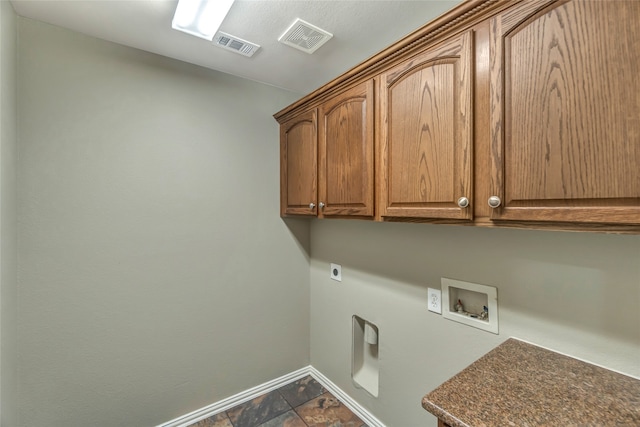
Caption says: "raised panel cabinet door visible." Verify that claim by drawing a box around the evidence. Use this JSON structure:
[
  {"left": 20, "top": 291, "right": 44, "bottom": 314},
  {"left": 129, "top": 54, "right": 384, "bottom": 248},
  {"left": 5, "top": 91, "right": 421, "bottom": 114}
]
[
  {"left": 318, "top": 80, "right": 375, "bottom": 217},
  {"left": 489, "top": 0, "right": 640, "bottom": 224},
  {"left": 280, "top": 109, "right": 317, "bottom": 216},
  {"left": 378, "top": 31, "right": 474, "bottom": 220}
]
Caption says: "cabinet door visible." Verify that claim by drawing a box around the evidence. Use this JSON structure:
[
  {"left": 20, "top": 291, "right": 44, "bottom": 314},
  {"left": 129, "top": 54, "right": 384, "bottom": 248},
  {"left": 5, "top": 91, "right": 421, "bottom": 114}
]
[
  {"left": 489, "top": 0, "right": 640, "bottom": 224},
  {"left": 378, "top": 31, "right": 473, "bottom": 220},
  {"left": 318, "top": 80, "right": 375, "bottom": 217},
  {"left": 280, "top": 109, "right": 317, "bottom": 216}
]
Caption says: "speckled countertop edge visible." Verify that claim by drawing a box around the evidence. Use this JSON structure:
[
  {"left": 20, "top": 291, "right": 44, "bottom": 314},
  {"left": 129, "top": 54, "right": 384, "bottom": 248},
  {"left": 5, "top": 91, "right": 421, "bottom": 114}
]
[{"left": 422, "top": 338, "right": 640, "bottom": 427}]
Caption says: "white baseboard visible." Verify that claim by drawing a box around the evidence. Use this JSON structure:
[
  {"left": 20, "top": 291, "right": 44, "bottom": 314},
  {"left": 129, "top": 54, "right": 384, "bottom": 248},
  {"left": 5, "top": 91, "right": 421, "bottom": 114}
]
[
  {"left": 307, "top": 366, "right": 385, "bottom": 427},
  {"left": 157, "top": 366, "right": 385, "bottom": 427}
]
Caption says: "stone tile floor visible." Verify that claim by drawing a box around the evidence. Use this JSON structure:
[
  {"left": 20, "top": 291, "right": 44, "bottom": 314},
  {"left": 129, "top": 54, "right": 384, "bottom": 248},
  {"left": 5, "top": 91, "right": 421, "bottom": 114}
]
[{"left": 189, "top": 376, "right": 366, "bottom": 427}]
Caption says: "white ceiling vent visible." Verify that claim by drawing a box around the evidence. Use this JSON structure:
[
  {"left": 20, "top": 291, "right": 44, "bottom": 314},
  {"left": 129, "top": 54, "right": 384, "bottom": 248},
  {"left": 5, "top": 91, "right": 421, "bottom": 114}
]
[
  {"left": 278, "top": 19, "right": 333, "bottom": 54},
  {"left": 213, "top": 32, "right": 260, "bottom": 57}
]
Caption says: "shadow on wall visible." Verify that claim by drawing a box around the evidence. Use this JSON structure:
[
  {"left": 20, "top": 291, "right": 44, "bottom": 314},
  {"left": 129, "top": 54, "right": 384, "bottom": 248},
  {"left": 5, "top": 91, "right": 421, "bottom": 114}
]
[{"left": 283, "top": 217, "right": 312, "bottom": 262}]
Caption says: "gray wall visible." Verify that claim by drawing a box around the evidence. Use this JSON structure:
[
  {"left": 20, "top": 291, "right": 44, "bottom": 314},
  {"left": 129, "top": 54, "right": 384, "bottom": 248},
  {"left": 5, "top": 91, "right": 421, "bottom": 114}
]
[
  {"left": 17, "top": 18, "right": 309, "bottom": 427},
  {"left": 10, "top": 8, "right": 640, "bottom": 427},
  {"left": 309, "top": 220, "right": 640, "bottom": 426},
  {"left": 0, "top": 1, "right": 18, "bottom": 425}
]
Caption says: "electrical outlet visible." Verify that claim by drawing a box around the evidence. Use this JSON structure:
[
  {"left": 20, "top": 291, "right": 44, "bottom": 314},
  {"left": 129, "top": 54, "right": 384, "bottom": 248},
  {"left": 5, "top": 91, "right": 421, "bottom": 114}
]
[
  {"left": 427, "top": 288, "right": 442, "bottom": 314},
  {"left": 330, "top": 263, "right": 342, "bottom": 281}
]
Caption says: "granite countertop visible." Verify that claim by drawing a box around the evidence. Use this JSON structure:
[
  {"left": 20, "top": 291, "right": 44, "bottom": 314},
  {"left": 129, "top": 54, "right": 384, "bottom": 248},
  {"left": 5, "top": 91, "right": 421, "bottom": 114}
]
[{"left": 422, "top": 338, "right": 640, "bottom": 427}]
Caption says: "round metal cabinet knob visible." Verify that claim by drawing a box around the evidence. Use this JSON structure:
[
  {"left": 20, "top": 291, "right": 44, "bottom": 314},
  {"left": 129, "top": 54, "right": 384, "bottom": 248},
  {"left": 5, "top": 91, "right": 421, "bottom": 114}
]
[
  {"left": 309, "top": 203, "right": 316, "bottom": 209},
  {"left": 319, "top": 202, "right": 325, "bottom": 208},
  {"left": 488, "top": 196, "right": 502, "bottom": 208},
  {"left": 457, "top": 197, "right": 469, "bottom": 208}
]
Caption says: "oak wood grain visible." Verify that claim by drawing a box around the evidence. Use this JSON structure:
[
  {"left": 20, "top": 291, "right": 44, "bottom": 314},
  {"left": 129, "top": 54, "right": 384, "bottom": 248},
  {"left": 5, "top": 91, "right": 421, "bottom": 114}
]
[
  {"left": 379, "top": 31, "right": 474, "bottom": 220},
  {"left": 277, "top": 0, "right": 640, "bottom": 232},
  {"left": 473, "top": 20, "right": 492, "bottom": 221},
  {"left": 318, "top": 80, "right": 375, "bottom": 218},
  {"left": 280, "top": 109, "right": 317, "bottom": 216},
  {"left": 489, "top": 0, "right": 640, "bottom": 224}
]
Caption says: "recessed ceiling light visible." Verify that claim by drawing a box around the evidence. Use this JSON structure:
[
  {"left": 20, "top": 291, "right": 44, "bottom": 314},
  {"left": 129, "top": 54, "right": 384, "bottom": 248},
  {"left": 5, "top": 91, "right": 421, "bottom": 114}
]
[{"left": 172, "top": 0, "right": 235, "bottom": 41}]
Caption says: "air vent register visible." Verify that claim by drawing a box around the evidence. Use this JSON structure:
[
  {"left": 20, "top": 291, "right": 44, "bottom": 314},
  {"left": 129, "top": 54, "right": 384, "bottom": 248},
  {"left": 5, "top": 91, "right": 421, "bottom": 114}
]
[
  {"left": 214, "top": 31, "right": 260, "bottom": 57},
  {"left": 278, "top": 18, "right": 333, "bottom": 54}
]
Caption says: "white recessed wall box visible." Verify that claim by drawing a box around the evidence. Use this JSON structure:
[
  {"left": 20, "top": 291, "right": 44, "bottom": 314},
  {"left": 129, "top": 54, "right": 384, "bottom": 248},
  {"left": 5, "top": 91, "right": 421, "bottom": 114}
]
[
  {"left": 352, "top": 315, "right": 379, "bottom": 397},
  {"left": 441, "top": 278, "right": 498, "bottom": 334}
]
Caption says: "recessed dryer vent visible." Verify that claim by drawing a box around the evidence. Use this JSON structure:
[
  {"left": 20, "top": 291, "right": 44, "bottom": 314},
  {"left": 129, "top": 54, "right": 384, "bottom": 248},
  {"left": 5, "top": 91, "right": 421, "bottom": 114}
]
[
  {"left": 352, "top": 315, "right": 379, "bottom": 397},
  {"left": 278, "top": 18, "right": 333, "bottom": 54}
]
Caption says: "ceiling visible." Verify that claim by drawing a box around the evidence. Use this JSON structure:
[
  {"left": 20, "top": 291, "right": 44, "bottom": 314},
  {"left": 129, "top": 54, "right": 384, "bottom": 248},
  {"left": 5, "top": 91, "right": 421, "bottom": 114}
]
[{"left": 10, "top": 0, "right": 462, "bottom": 94}]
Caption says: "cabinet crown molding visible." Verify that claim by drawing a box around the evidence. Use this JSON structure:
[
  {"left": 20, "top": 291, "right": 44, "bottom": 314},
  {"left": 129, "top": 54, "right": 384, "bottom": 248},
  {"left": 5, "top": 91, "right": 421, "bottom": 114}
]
[{"left": 274, "top": 0, "right": 506, "bottom": 124}]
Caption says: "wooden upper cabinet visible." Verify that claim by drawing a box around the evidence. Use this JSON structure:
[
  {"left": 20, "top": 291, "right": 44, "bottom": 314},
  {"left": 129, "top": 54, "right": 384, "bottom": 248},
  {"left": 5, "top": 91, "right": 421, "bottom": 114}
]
[
  {"left": 318, "top": 80, "right": 375, "bottom": 218},
  {"left": 378, "top": 31, "right": 474, "bottom": 220},
  {"left": 276, "top": 0, "right": 640, "bottom": 232},
  {"left": 280, "top": 109, "right": 317, "bottom": 216},
  {"left": 488, "top": 0, "right": 640, "bottom": 224}
]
